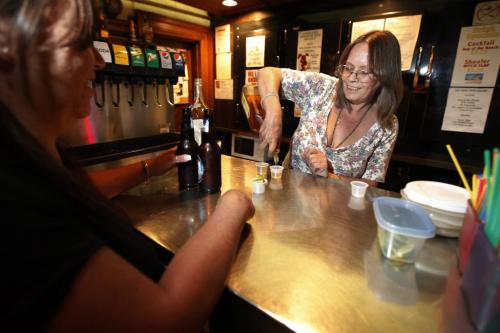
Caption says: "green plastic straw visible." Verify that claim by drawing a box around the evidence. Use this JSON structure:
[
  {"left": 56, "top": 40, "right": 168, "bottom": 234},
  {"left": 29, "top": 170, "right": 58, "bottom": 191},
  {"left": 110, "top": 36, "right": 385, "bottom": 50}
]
[
  {"left": 484, "top": 149, "right": 491, "bottom": 180},
  {"left": 485, "top": 154, "right": 499, "bottom": 248}
]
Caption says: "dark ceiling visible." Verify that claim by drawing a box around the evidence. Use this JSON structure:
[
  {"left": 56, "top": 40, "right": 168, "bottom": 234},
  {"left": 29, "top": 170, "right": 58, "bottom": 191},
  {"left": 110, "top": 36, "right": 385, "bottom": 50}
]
[
  {"left": 174, "top": 0, "right": 305, "bottom": 16},
  {"left": 174, "top": 0, "right": 380, "bottom": 17}
]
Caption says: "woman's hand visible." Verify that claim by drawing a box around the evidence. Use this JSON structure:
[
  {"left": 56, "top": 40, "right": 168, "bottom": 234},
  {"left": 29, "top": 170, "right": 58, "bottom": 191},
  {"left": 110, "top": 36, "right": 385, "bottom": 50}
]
[
  {"left": 150, "top": 147, "right": 190, "bottom": 177},
  {"left": 259, "top": 106, "right": 282, "bottom": 154},
  {"left": 302, "top": 148, "right": 328, "bottom": 177},
  {"left": 216, "top": 189, "right": 255, "bottom": 223}
]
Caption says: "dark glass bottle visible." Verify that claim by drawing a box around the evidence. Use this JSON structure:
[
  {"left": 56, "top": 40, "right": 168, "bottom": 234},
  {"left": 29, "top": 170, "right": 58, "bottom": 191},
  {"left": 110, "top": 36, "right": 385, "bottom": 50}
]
[
  {"left": 199, "top": 113, "right": 221, "bottom": 193},
  {"left": 177, "top": 108, "right": 199, "bottom": 189},
  {"left": 190, "top": 78, "right": 210, "bottom": 146}
]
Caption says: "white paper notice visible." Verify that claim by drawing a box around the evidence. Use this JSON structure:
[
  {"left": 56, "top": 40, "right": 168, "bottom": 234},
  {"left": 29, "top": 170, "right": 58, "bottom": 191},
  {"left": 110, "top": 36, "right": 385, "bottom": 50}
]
[
  {"left": 215, "top": 24, "right": 231, "bottom": 54},
  {"left": 296, "top": 29, "right": 323, "bottom": 72},
  {"left": 246, "top": 35, "right": 266, "bottom": 68},
  {"left": 351, "top": 19, "right": 385, "bottom": 42},
  {"left": 384, "top": 15, "right": 422, "bottom": 71},
  {"left": 350, "top": 15, "right": 422, "bottom": 71},
  {"left": 441, "top": 87, "right": 494, "bottom": 133},
  {"left": 245, "top": 70, "right": 258, "bottom": 85},
  {"left": 216, "top": 53, "right": 232, "bottom": 80},
  {"left": 214, "top": 79, "right": 233, "bottom": 100},
  {"left": 450, "top": 24, "right": 500, "bottom": 87}
]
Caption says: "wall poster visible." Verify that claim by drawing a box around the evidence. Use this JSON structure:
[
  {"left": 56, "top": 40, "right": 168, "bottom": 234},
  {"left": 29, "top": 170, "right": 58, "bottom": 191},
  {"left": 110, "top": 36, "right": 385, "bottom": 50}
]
[
  {"left": 441, "top": 87, "right": 494, "bottom": 134},
  {"left": 215, "top": 24, "right": 231, "bottom": 54},
  {"left": 442, "top": 24, "right": 499, "bottom": 134},
  {"left": 246, "top": 35, "right": 266, "bottom": 68},
  {"left": 350, "top": 14, "right": 422, "bottom": 71},
  {"left": 294, "top": 29, "right": 323, "bottom": 117},
  {"left": 450, "top": 24, "right": 500, "bottom": 87},
  {"left": 245, "top": 70, "right": 259, "bottom": 85}
]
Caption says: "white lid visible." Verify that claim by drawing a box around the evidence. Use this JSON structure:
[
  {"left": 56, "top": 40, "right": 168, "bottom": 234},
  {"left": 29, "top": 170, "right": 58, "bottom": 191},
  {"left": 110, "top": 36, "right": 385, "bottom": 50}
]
[{"left": 403, "top": 181, "right": 470, "bottom": 214}]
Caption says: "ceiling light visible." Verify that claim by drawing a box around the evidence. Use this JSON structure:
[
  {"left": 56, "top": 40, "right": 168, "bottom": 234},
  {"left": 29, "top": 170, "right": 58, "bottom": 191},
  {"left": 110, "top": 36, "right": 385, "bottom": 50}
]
[{"left": 222, "top": 0, "right": 237, "bottom": 7}]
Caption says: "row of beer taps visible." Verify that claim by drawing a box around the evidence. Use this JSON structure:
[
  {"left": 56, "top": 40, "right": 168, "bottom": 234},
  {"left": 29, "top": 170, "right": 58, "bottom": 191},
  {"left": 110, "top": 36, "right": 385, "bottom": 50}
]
[{"left": 92, "top": 76, "right": 175, "bottom": 108}]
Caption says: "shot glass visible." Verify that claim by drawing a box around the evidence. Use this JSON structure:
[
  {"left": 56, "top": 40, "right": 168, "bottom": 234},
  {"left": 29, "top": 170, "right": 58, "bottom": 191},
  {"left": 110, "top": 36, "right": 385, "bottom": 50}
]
[
  {"left": 255, "top": 162, "right": 269, "bottom": 178},
  {"left": 252, "top": 178, "right": 267, "bottom": 194},
  {"left": 270, "top": 165, "right": 284, "bottom": 180},
  {"left": 351, "top": 181, "right": 368, "bottom": 198}
]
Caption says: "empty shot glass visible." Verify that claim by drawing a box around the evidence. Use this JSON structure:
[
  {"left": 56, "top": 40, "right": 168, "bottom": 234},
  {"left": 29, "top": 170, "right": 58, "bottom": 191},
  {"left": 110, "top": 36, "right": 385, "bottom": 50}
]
[{"left": 351, "top": 181, "right": 368, "bottom": 198}]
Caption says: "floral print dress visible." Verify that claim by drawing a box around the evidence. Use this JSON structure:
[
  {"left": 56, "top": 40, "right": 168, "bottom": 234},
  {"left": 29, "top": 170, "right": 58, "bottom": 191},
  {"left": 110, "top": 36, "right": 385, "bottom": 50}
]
[{"left": 280, "top": 68, "right": 398, "bottom": 183}]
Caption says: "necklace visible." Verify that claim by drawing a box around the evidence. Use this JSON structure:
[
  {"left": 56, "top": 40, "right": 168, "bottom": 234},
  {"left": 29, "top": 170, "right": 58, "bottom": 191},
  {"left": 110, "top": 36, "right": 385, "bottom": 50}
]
[{"left": 331, "top": 105, "right": 371, "bottom": 149}]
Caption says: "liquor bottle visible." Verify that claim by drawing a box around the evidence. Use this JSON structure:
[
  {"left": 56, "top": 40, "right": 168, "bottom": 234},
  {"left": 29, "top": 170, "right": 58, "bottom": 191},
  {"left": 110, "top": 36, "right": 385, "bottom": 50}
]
[
  {"left": 199, "top": 113, "right": 221, "bottom": 193},
  {"left": 190, "top": 78, "right": 210, "bottom": 145},
  {"left": 177, "top": 108, "right": 199, "bottom": 189}
]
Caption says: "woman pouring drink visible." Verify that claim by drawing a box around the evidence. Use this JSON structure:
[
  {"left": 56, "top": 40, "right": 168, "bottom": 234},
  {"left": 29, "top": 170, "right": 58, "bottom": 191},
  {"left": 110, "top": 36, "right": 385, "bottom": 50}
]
[{"left": 258, "top": 30, "right": 404, "bottom": 187}]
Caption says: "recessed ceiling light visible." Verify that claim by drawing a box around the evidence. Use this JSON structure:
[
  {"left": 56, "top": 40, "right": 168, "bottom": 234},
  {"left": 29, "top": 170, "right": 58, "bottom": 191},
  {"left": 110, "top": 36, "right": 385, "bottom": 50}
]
[{"left": 222, "top": 0, "right": 238, "bottom": 7}]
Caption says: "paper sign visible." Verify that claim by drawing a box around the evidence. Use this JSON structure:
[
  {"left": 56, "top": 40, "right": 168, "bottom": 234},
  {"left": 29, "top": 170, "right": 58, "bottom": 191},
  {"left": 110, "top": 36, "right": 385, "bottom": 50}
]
[
  {"left": 215, "top": 24, "right": 231, "bottom": 54},
  {"left": 350, "top": 15, "right": 422, "bottom": 71},
  {"left": 384, "top": 15, "right": 422, "bottom": 71},
  {"left": 473, "top": 1, "right": 500, "bottom": 26},
  {"left": 246, "top": 35, "right": 265, "bottom": 68},
  {"left": 296, "top": 29, "right": 323, "bottom": 72},
  {"left": 215, "top": 79, "right": 233, "bottom": 100},
  {"left": 441, "top": 87, "right": 493, "bottom": 133},
  {"left": 351, "top": 19, "right": 385, "bottom": 42},
  {"left": 216, "top": 53, "right": 232, "bottom": 80},
  {"left": 450, "top": 24, "right": 500, "bottom": 87},
  {"left": 245, "top": 70, "right": 259, "bottom": 85}
]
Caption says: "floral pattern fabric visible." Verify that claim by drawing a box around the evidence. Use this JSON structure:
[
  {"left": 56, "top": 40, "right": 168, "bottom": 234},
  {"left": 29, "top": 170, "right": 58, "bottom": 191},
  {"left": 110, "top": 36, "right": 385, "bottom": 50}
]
[{"left": 280, "top": 68, "right": 398, "bottom": 182}]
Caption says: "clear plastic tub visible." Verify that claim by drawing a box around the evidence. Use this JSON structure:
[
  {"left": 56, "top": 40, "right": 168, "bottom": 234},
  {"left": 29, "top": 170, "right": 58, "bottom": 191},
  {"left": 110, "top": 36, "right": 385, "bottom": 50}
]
[{"left": 373, "top": 197, "right": 436, "bottom": 263}]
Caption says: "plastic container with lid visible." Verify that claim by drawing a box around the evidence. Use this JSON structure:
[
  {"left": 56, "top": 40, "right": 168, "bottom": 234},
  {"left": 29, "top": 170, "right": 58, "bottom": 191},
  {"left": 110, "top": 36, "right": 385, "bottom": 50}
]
[
  {"left": 373, "top": 197, "right": 436, "bottom": 263},
  {"left": 402, "top": 181, "right": 469, "bottom": 214}
]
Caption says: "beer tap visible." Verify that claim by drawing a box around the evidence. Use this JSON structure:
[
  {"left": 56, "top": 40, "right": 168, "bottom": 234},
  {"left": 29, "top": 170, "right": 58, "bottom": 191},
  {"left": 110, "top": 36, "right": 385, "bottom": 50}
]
[
  {"left": 111, "top": 76, "right": 121, "bottom": 107},
  {"left": 125, "top": 79, "right": 134, "bottom": 106},
  {"left": 424, "top": 45, "right": 435, "bottom": 89},
  {"left": 92, "top": 73, "right": 105, "bottom": 108},
  {"left": 140, "top": 79, "right": 148, "bottom": 107},
  {"left": 412, "top": 46, "right": 423, "bottom": 89},
  {"left": 164, "top": 78, "right": 175, "bottom": 106},
  {"left": 153, "top": 79, "right": 162, "bottom": 107}
]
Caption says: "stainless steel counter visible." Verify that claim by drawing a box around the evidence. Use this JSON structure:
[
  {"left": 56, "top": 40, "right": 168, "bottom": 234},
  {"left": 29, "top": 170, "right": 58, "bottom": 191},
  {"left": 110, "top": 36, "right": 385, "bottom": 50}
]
[{"left": 116, "top": 155, "right": 458, "bottom": 333}]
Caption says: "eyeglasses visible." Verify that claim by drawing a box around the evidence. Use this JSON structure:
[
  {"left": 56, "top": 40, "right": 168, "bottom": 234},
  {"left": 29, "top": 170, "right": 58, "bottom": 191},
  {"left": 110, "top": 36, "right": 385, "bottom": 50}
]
[{"left": 337, "top": 64, "right": 375, "bottom": 83}]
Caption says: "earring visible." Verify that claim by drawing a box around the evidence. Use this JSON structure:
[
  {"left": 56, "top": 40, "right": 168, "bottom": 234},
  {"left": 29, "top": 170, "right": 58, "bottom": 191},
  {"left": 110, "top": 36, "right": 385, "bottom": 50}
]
[{"left": 0, "top": 46, "right": 14, "bottom": 74}]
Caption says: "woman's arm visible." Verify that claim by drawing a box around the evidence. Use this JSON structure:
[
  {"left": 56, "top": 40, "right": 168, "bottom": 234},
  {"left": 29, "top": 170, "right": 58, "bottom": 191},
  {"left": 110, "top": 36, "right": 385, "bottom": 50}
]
[
  {"left": 88, "top": 147, "right": 188, "bottom": 199},
  {"left": 49, "top": 190, "right": 255, "bottom": 333},
  {"left": 257, "top": 67, "right": 283, "bottom": 154}
]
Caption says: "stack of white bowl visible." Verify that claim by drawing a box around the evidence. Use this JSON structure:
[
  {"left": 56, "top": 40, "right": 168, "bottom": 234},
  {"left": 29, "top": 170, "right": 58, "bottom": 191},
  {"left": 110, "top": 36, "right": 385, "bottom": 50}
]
[{"left": 401, "top": 181, "right": 470, "bottom": 237}]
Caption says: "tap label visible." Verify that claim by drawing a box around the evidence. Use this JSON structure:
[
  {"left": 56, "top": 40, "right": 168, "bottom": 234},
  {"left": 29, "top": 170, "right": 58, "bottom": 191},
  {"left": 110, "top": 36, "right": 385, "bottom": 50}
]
[
  {"left": 128, "top": 46, "right": 145, "bottom": 67},
  {"left": 145, "top": 48, "right": 160, "bottom": 68},
  {"left": 112, "top": 44, "right": 129, "bottom": 66},
  {"left": 93, "top": 41, "right": 112, "bottom": 63}
]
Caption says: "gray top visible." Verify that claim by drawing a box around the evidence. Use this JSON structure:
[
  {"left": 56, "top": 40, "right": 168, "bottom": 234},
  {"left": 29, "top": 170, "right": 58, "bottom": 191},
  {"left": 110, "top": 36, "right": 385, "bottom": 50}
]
[{"left": 116, "top": 155, "right": 457, "bottom": 333}]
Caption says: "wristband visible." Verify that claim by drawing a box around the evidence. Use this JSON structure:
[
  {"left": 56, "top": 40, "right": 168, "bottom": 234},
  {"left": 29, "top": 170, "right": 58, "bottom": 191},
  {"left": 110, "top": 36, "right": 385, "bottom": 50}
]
[{"left": 260, "top": 91, "right": 278, "bottom": 109}]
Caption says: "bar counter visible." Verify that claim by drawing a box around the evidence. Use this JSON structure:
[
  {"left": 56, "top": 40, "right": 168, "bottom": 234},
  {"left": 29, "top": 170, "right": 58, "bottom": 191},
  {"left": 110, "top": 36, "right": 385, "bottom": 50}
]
[{"left": 116, "top": 155, "right": 458, "bottom": 333}]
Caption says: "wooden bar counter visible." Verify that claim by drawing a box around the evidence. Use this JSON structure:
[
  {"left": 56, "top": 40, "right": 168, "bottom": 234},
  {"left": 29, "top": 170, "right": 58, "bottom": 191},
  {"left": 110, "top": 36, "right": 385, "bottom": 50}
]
[{"left": 115, "top": 155, "right": 458, "bottom": 333}]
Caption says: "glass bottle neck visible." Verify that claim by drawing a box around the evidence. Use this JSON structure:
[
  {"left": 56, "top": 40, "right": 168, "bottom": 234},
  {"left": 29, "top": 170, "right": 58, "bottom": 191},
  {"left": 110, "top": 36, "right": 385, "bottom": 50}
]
[{"left": 193, "top": 82, "right": 205, "bottom": 106}]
